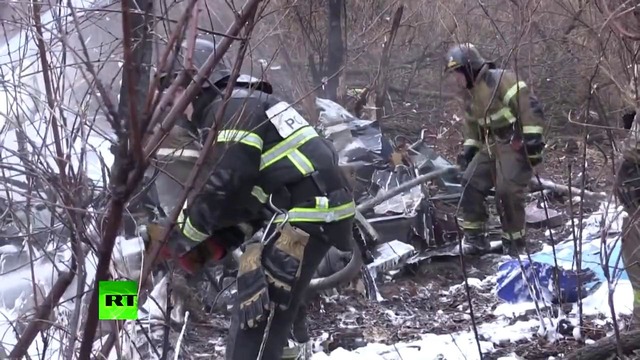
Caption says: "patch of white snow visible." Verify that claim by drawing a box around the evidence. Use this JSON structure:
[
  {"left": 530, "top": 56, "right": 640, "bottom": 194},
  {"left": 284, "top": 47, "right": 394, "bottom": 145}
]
[{"left": 312, "top": 331, "right": 494, "bottom": 360}]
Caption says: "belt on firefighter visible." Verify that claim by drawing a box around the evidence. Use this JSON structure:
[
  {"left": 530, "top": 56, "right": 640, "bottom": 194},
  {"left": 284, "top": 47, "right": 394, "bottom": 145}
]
[
  {"left": 485, "top": 123, "right": 516, "bottom": 143},
  {"left": 267, "top": 172, "right": 355, "bottom": 224},
  {"left": 273, "top": 192, "right": 356, "bottom": 224}
]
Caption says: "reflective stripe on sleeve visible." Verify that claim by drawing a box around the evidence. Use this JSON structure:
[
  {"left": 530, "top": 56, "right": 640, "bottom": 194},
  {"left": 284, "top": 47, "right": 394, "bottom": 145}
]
[
  {"left": 503, "top": 81, "right": 527, "bottom": 106},
  {"left": 522, "top": 125, "right": 544, "bottom": 135},
  {"left": 217, "top": 130, "right": 264, "bottom": 151},
  {"left": 176, "top": 209, "right": 209, "bottom": 242},
  {"left": 464, "top": 139, "right": 482, "bottom": 147},
  {"left": 156, "top": 148, "right": 201, "bottom": 159}
]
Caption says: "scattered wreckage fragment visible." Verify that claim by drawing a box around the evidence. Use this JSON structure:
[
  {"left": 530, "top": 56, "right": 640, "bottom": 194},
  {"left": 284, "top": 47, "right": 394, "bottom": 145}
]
[
  {"left": 316, "top": 97, "right": 469, "bottom": 276},
  {"left": 314, "top": 97, "right": 609, "bottom": 277}
]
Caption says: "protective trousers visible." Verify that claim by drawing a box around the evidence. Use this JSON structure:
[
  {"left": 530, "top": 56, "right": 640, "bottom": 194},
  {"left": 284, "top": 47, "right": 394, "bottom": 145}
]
[
  {"left": 461, "top": 141, "right": 532, "bottom": 242},
  {"left": 225, "top": 218, "right": 354, "bottom": 360},
  {"left": 291, "top": 247, "right": 353, "bottom": 343},
  {"left": 615, "top": 160, "right": 640, "bottom": 327}
]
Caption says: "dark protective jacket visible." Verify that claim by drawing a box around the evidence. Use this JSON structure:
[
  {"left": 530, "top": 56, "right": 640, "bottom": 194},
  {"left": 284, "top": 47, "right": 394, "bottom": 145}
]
[
  {"left": 461, "top": 68, "right": 546, "bottom": 159},
  {"left": 177, "top": 87, "right": 356, "bottom": 243}
]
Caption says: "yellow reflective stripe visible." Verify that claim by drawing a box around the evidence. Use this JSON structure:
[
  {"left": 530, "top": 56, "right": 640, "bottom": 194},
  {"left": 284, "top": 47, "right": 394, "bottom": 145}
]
[
  {"left": 491, "top": 108, "right": 516, "bottom": 123},
  {"left": 478, "top": 107, "right": 515, "bottom": 126},
  {"left": 528, "top": 153, "right": 543, "bottom": 159},
  {"left": 274, "top": 201, "right": 356, "bottom": 223},
  {"left": 315, "top": 197, "right": 329, "bottom": 209},
  {"left": 502, "top": 229, "right": 525, "bottom": 241},
  {"left": 288, "top": 149, "right": 315, "bottom": 175},
  {"left": 260, "top": 126, "right": 318, "bottom": 170},
  {"left": 464, "top": 139, "right": 482, "bottom": 147},
  {"left": 217, "top": 130, "right": 264, "bottom": 151},
  {"left": 503, "top": 81, "right": 527, "bottom": 106},
  {"left": 634, "top": 290, "right": 640, "bottom": 305},
  {"left": 251, "top": 186, "right": 269, "bottom": 203},
  {"left": 176, "top": 210, "right": 209, "bottom": 242},
  {"left": 176, "top": 202, "right": 209, "bottom": 242},
  {"left": 522, "top": 125, "right": 544, "bottom": 135},
  {"left": 156, "top": 148, "right": 201, "bottom": 159},
  {"left": 182, "top": 217, "right": 210, "bottom": 242},
  {"left": 462, "top": 221, "right": 485, "bottom": 230}
]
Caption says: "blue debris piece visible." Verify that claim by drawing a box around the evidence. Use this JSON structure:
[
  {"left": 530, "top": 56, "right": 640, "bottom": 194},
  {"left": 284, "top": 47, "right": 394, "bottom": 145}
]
[
  {"left": 496, "top": 259, "right": 600, "bottom": 304},
  {"left": 495, "top": 235, "right": 628, "bottom": 304}
]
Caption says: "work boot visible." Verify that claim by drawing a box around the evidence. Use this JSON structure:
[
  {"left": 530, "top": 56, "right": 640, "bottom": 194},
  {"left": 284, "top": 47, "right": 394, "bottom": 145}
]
[
  {"left": 291, "top": 304, "right": 310, "bottom": 343},
  {"left": 502, "top": 238, "right": 526, "bottom": 257},
  {"left": 462, "top": 230, "right": 490, "bottom": 255}
]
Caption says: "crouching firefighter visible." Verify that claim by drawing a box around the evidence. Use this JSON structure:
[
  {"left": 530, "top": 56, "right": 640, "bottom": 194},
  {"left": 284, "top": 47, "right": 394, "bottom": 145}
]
[
  {"left": 614, "top": 109, "right": 640, "bottom": 330},
  {"left": 149, "top": 37, "right": 356, "bottom": 359},
  {"left": 444, "top": 43, "right": 546, "bottom": 257}
]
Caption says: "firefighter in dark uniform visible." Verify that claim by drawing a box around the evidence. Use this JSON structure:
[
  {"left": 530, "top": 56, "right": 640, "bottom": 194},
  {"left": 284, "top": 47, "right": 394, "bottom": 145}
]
[
  {"left": 150, "top": 37, "right": 356, "bottom": 359},
  {"left": 614, "top": 110, "right": 640, "bottom": 330},
  {"left": 444, "top": 43, "right": 546, "bottom": 256}
]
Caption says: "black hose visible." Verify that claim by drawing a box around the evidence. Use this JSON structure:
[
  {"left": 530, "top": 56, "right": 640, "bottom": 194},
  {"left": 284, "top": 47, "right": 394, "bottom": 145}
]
[{"left": 307, "top": 239, "right": 363, "bottom": 292}]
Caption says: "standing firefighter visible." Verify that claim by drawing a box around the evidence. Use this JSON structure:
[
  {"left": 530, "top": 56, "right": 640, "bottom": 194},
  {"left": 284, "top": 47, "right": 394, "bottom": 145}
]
[
  {"left": 443, "top": 43, "right": 546, "bottom": 256},
  {"left": 614, "top": 110, "right": 640, "bottom": 329},
  {"left": 150, "top": 38, "right": 356, "bottom": 359}
]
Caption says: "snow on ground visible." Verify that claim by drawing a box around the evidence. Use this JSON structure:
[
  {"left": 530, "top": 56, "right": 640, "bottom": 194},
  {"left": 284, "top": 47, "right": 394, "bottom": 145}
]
[
  {"left": 0, "top": 201, "right": 631, "bottom": 359},
  {"left": 0, "top": 235, "right": 145, "bottom": 359},
  {"left": 311, "top": 202, "right": 635, "bottom": 360}
]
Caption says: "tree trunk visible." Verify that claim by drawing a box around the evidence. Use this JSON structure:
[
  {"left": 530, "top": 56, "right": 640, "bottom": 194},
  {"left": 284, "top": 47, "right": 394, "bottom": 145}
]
[
  {"left": 325, "top": 0, "right": 344, "bottom": 101},
  {"left": 565, "top": 330, "right": 640, "bottom": 360}
]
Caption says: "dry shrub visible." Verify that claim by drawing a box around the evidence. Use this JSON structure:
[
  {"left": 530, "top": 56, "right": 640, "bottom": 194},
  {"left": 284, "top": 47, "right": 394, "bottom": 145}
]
[{"left": 253, "top": 0, "right": 640, "bottom": 149}]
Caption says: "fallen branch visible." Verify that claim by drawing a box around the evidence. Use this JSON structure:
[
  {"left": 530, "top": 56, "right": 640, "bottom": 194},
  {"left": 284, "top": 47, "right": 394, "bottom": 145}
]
[
  {"left": 454, "top": 164, "right": 606, "bottom": 202},
  {"left": 357, "top": 163, "right": 606, "bottom": 210},
  {"left": 9, "top": 270, "right": 75, "bottom": 358},
  {"left": 356, "top": 166, "right": 459, "bottom": 211},
  {"left": 173, "top": 311, "right": 190, "bottom": 360},
  {"left": 529, "top": 177, "right": 607, "bottom": 202},
  {"left": 565, "top": 330, "right": 640, "bottom": 360}
]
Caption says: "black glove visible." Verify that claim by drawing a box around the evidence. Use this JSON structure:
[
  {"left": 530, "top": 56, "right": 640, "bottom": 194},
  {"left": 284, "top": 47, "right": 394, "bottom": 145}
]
[
  {"left": 236, "top": 242, "right": 271, "bottom": 329},
  {"left": 458, "top": 145, "right": 479, "bottom": 170},
  {"left": 523, "top": 134, "right": 545, "bottom": 166},
  {"left": 262, "top": 223, "right": 310, "bottom": 310},
  {"left": 463, "top": 145, "right": 479, "bottom": 163}
]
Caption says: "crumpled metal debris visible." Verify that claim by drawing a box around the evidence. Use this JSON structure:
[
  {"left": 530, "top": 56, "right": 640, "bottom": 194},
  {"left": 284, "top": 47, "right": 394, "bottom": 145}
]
[{"left": 315, "top": 97, "right": 463, "bottom": 275}]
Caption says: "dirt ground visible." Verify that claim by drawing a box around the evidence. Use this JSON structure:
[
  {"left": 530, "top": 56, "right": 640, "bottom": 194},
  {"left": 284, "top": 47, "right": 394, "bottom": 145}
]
[
  {"left": 136, "top": 141, "right": 621, "bottom": 360},
  {"left": 150, "top": 233, "right": 626, "bottom": 360},
  {"left": 155, "top": 251, "right": 623, "bottom": 360}
]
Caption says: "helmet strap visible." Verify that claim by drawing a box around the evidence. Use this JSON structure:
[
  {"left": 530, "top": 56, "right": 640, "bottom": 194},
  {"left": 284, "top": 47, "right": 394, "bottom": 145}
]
[
  {"left": 454, "top": 66, "right": 475, "bottom": 89},
  {"left": 465, "top": 62, "right": 492, "bottom": 89}
]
